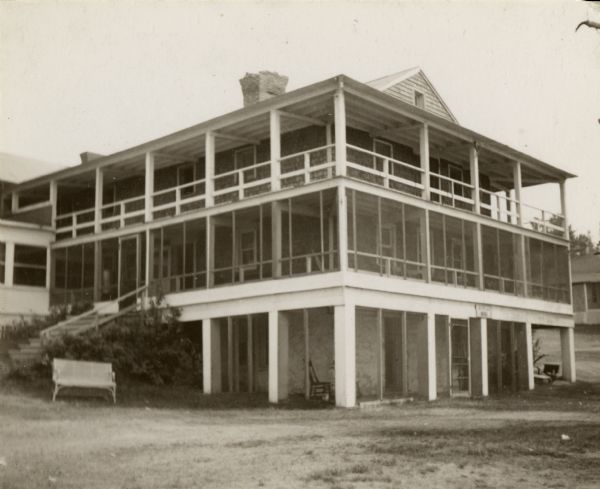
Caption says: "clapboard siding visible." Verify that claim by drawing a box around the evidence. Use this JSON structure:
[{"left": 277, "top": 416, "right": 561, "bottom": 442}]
[{"left": 384, "top": 72, "right": 454, "bottom": 122}]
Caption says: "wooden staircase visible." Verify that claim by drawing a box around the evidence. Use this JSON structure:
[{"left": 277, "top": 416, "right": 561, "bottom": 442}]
[{"left": 8, "top": 286, "right": 147, "bottom": 365}]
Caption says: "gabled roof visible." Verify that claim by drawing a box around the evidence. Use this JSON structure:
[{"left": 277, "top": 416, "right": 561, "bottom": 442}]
[
  {"left": 0, "top": 152, "right": 67, "bottom": 184},
  {"left": 367, "top": 67, "right": 459, "bottom": 124}
]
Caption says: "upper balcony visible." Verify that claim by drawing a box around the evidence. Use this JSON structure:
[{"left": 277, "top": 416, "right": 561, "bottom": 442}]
[{"left": 1, "top": 75, "right": 572, "bottom": 244}]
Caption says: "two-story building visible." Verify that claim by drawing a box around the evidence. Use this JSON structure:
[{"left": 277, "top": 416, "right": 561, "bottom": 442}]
[{"left": 0, "top": 69, "right": 576, "bottom": 406}]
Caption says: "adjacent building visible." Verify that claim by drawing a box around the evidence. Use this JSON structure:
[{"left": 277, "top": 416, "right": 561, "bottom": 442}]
[
  {"left": 0, "top": 69, "right": 576, "bottom": 406},
  {"left": 572, "top": 253, "right": 600, "bottom": 326}
]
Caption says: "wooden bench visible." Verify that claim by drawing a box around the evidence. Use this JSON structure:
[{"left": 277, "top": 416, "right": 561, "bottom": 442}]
[{"left": 52, "top": 358, "right": 116, "bottom": 403}]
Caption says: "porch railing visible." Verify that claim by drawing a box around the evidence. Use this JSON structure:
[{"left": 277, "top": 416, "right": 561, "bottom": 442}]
[
  {"left": 482, "top": 274, "right": 526, "bottom": 296},
  {"left": 346, "top": 144, "right": 424, "bottom": 196},
  {"left": 520, "top": 203, "right": 565, "bottom": 237},
  {"left": 430, "top": 173, "right": 474, "bottom": 210},
  {"left": 101, "top": 195, "right": 146, "bottom": 230},
  {"left": 152, "top": 178, "right": 206, "bottom": 219},
  {"left": 213, "top": 160, "right": 271, "bottom": 205},
  {"left": 479, "top": 189, "right": 519, "bottom": 224},
  {"left": 55, "top": 207, "right": 95, "bottom": 239},
  {"left": 279, "top": 144, "right": 336, "bottom": 189}
]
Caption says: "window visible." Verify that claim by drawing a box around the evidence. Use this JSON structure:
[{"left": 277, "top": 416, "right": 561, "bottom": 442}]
[
  {"left": 414, "top": 91, "right": 425, "bottom": 109},
  {"left": 240, "top": 230, "right": 257, "bottom": 265},
  {"left": 0, "top": 242, "right": 5, "bottom": 284},
  {"left": 13, "top": 245, "right": 47, "bottom": 287},
  {"left": 588, "top": 283, "right": 600, "bottom": 309},
  {"left": 17, "top": 183, "right": 50, "bottom": 209},
  {"left": 177, "top": 164, "right": 195, "bottom": 197}
]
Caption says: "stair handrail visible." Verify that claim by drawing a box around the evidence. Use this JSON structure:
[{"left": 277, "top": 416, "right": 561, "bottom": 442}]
[{"left": 40, "top": 285, "right": 149, "bottom": 339}]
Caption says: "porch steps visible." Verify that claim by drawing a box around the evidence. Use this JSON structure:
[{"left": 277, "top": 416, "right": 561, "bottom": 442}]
[
  {"left": 7, "top": 313, "right": 113, "bottom": 365},
  {"left": 358, "top": 397, "right": 414, "bottom": 409}
]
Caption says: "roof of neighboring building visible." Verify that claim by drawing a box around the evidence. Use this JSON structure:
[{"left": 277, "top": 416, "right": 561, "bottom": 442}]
[
  {"left": 0, "top": 152, "right": 67, "bottom": 184},
  {"left": 572, "top": 254, "right": 600, "bottom": 283}
]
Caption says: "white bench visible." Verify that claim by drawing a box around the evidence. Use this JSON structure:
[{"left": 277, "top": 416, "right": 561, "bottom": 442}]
[{"left": 52, "top": 358, "right": 116, "bottom": 403}]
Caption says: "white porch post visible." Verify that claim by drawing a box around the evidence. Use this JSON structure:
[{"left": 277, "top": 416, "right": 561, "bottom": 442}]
[
  {"left": 513, "top": 161, "right": 523, "bottom": 226},
  {"left": 205, "top": 132, "right": 215, "bottom": 207},
  {"left": 202, "top": 318, "right": 222, "bottom": 394},
  {"left": 469, "top": 317, "right": 488, "bottom": 397},
  {"left": 559, "top": 179, "right": 568, "bottom": 239},
  {"left": 560, "top": 327, "right": 576, "bottom": 382},
  {"left": 333, "top": 87, "right": 347, "bottom": 177},
  {"left": 94, "top": 167, "right": 103, "bottom": 233},
  {"left": 420, "top": 123, "right": 430, "bottom": 200},
  {"left": 268, "top": 310, "right": 288, "bottom": 402},
  {"left": 270, "top": 110, "right": 281, "bottom": 191},
  {"left": 49, "top": 180, "right": 57, "bottom": 228},
  {"left": 524, "top": 322, "right": 534, "bottom": 390},
  {"left": 11, "top": 193, "right": 18, "bottom": 213},
  {"left": 271, "top": 202, "right": 283, "bottom": 278},
  {"left": 144, "top": 152, "right": 154, "bottom": 222},
  {"left": 469, "top": 144, "right": 480, "bottom": 214},
  {"left": 5, "top": 242, "right": 14, "bottom": 286},
  {"left": 337, "top": 183, "right": 349, "bottom": 271},
  {"left": 418, "top": 312, "right": 437, "bottom": 400},
  {"left": 334, "top": 302, "right": 356, "bottom": 407}
]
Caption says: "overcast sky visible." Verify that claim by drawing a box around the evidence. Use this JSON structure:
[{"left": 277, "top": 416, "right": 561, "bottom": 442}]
[{"left": 1, "top": 1, "right": 599, "bottom": 239}]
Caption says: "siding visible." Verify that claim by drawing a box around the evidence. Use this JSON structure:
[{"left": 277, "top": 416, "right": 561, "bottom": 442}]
[{"left": 384, "top": 72, "right": 455, "bottom": 122}]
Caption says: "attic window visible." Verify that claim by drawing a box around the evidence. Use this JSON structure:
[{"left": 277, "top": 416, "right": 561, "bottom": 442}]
[{"left": 414, "top": 91, "right": 425, "bottom": 109}]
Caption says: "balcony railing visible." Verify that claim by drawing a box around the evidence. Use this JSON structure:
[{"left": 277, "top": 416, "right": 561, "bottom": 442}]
[
  {"left": 101, "top": 195, "right": 145, "bottom": 231},
  {"left": 346, "top": 144, "right": 424, "bottom": 196},
  {"left": 53, "top": 144, "right": 566, "bottom": 240},
  {"left": 279, "top": 144, "right": 336, "bottom": 189},
  {"left": 152, "top": 178, "right": 206, "bottom": 220},
  {"left": 55, "top": 207, "right": 95, "bottom": 239},
  {"left": 213, "top": 160, "right": 271, "bottom": 205}
]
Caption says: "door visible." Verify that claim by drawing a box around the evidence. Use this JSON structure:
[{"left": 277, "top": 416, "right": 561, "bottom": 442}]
[
  {"left": 383, "top": 315, "right": 404, "bottom": 396},
  {"left": 118, "top": 235, "right": 140, "bottom": 309},
  {"left": 450, "top": 320, "right": 470, "bottom": 395}
]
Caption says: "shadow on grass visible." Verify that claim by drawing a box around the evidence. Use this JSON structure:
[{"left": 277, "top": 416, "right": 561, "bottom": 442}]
[{"left": 0, "top": 376, "right": 334, "bottom": 411}]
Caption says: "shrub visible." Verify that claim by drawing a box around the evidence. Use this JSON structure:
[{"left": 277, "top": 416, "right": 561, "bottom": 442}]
[
  {"left": 0, "top": 306, "right": 68, "bottom": 342},
  {"left": 42, "top": 298, "right": 201, "bottom": 386}
]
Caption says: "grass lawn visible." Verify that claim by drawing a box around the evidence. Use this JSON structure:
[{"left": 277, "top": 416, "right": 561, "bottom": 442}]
[{"left": 1, "top": 379, "right": 599, "bottom": 489}]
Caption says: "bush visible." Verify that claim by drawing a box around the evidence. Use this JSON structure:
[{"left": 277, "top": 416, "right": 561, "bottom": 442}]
[
  {"left": 1, "top": 306, "right": 68, "bottom": 342},
  {"left": 42, "top": 298, "right": 201, "bottom": 386}
]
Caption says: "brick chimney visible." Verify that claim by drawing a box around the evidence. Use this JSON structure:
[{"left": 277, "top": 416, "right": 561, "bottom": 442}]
[
  {"left": 80, "top": 152, "right": 105, "bottom": 165},
  {"left": 239, "top": 71, "right": 288, "bottom": 107}
]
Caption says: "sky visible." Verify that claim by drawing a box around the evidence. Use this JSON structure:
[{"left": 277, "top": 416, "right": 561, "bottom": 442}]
[{"left": 1, "top": 0, "right": 599, "bottom": 240}]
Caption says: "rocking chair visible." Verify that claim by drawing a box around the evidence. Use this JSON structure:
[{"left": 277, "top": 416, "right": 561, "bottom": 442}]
[{"left": 309, "top": 360, "right": 332, "bottom": 401}]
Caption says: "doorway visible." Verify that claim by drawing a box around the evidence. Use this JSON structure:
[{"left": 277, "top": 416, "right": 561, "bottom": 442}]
[
  {"left": 383, "top": 313, "right": 405, "bottom": 396},
  {"left": 450, "top": 319, "right": 470, "bottom": 395},
  {"left": 118, "top": 234, "right": 140, "bottom": 308}
]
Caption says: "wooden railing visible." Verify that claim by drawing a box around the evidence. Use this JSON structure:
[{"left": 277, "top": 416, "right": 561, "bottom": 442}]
[
  {"left": 482, "top": 274, "right": 526, "bottom": 296},
  {"left": 346, "top": 144, "right": 424, "bottom": 196},
  {"left": 520, "top": 202, "right": 565, "bottom": 237},
  {"left": 152, "top": 178, "right": 206, "bottom": 219},
  {"left": 279, "top": 144, "right": 335, "bottom": 188},
  {"left": 348, "top": 250, "right": 427, "bottom": 281},
  {"left": 55, "top": 208, "right": 95, "bottom": 238},
  {"left": 213, "top": 160, "right": 271, "bottom": 204},
  {"left": 101, "top": 195, "right": 146, "bottom": 230},
  {"left": 430, "top": 173, "right": 474, "bottom": 210},
  {"left": 479, "top": 189, "right": 519, "bottom": 224}
]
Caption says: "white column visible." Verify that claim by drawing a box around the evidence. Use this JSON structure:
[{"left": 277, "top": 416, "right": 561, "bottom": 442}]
[
  {"left": 5, "top": 242, "right": 14, "bottom": 286},
  {"left": 419, "top": 123, "right": 430, "bottom": 200},
  {"left": 418, "top": 312, "right": 437, "bottom": 400},
  {"left": 475, "top": 222, "right": 484, "bottom": 290},
  {"left": 49, "top": 180, "right": 57, "bottom": 228},
  {"left": 337, "top": 183, "right": 348, "bottom": 271},
  {"left": 270, "top": 110, "right": 281, "bottom": 191},
  {"left": 202, "top": 318, "right": 221, "bottom": 394},
  {"left": 524, "top": 322, "right": 534, "bottom": 390},
  {"left": 45, "top": 246, "right": 52, "bottom": 289},
  {"left": 469, "top": 317, "right": 488, "bottom": 397},
  {"left": 334, "top": 302, "right": 356, "bottom": 407},
  {"left": 11, "top": 192, "right": 18, "bottom": 213},
  {"left": 94, "top": 167, "right": 103, "bottom": 233},
  {"left": 205, "top": 132, "right": 215, "bottom": 207},
  {"left": 271, "top": 201, "right": 282, "bottom": 277},
  {"left": 513, "top": 161, "right": 523, "bottom": 226},
  {"left": 560, "top": 327, "right": 576, "bottom": 382},
  {"left": 559, "top": 179, "right": 568, "bottom": 239},
  {"left": 268, "top": 310, "right": 288, "bottom": 402},
  {"left": 333, "top": 88, "right": 347, "bottom": 177},
  {"left": 469, "top": 145, "right": 480, "bottom": 214},
  {"left": 144, "top": 152, "right": 154, "bottom": 222}
]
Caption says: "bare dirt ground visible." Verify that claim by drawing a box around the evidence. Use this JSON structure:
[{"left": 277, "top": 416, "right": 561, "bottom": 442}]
[{"left": 0, "top": 380, "right": 599, "bottom": 489}]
